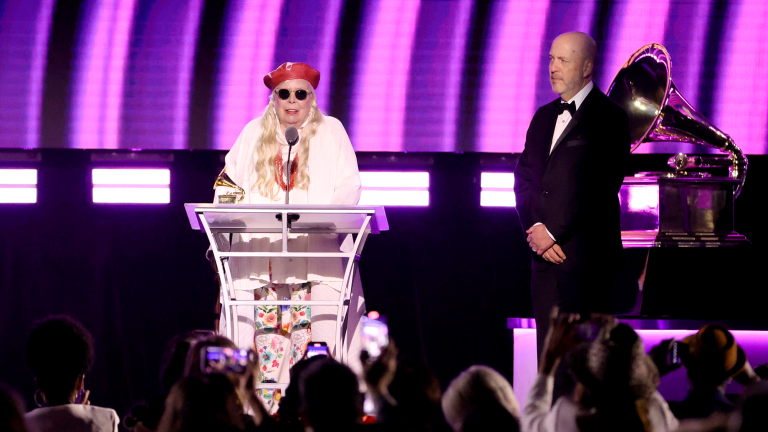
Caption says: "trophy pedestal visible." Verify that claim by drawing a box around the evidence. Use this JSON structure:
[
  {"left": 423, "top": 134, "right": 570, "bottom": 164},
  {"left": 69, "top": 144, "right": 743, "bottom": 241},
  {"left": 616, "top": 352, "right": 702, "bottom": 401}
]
[
  {"left": 615, "top": 175, "right": 752, "bottom": 317},
  {"left": 619, "top": 175, "right": 749, "bottom": 248}
]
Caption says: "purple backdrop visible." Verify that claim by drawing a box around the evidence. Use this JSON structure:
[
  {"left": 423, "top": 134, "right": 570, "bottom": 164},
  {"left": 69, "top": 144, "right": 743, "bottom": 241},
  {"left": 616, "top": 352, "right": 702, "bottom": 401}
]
[{"left": 0, "top": 0, "right": 766, "bottom": 153}]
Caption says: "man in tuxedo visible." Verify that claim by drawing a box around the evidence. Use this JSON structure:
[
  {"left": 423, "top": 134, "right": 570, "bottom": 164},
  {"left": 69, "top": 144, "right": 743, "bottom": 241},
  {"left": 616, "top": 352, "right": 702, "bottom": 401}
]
[{"left": 514, "top": 32, "right": 630, "bottom": 356}]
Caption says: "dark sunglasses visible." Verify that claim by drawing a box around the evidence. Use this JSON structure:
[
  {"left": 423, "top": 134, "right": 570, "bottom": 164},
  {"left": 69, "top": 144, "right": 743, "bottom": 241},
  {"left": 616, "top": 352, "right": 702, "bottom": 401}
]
[{"left": 275, "top": 89, "right": 310, "bottom": 101}]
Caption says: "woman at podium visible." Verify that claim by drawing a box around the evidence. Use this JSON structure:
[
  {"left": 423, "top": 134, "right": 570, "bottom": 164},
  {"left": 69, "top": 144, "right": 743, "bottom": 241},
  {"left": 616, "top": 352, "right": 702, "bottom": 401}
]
[{"left": 213, "top": 62, "right": 364, "bottom": 409}]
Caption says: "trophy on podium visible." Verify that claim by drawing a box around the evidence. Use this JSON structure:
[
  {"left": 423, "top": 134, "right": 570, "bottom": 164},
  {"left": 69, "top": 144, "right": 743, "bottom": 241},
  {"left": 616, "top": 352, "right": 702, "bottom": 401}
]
[{"left": 213, "top": 168, "right": 245, "bottom": 204}]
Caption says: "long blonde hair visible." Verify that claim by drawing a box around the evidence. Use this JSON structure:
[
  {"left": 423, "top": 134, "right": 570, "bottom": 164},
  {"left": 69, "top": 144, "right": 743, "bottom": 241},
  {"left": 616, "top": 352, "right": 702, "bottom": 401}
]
[{"left": 252, "top": 93, "right": 323, "bottom": 200}]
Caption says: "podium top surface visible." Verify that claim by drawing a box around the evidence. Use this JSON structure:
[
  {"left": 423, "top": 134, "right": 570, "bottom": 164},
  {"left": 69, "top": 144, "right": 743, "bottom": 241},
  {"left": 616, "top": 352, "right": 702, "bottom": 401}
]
[{"left": 184, "top": 204, "right": 389, "bottom": 234}]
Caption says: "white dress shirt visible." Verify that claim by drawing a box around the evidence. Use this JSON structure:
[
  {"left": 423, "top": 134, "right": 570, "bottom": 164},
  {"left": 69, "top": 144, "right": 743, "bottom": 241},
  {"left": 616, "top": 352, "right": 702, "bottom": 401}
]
[
  {"left": 534, "top": 81, "right": 595, "bottom": 241},
  {"left": 550, "top": 80, "right": 594, "bottom": 152}
]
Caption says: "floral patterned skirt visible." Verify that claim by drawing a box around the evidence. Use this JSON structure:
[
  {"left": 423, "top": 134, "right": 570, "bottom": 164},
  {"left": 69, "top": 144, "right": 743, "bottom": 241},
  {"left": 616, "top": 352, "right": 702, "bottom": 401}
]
[
  {"left": 254, "top": 282, "right": 312, "bottom": 412},
  {"left": 223, "top": 271, "right": 367, "bottom": 412}
]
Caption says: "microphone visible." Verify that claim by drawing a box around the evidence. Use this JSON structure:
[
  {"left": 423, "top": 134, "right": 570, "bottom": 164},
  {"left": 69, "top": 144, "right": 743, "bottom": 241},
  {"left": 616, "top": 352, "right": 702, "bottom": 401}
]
[
  {"left": 285, "top": 126, "right": 299, "bottom": 146},
  {"left": 284, "top": 126, "right": 299, "bottom": 204}
]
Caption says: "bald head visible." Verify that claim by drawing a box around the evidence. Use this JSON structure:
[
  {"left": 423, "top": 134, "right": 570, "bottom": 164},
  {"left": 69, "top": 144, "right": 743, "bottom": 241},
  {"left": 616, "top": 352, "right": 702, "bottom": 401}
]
[
  {"left": 549, "top": 32, "right": 597, "bottom": 101},
  {"left": 556, "top": 32, "right": 597, "bottom": 64}
]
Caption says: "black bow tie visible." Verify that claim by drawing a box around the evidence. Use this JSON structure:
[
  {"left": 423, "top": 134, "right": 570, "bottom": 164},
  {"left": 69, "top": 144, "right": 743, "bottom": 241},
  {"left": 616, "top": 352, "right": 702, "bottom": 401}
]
[{"left": 555, "top": 100, "right": 576, "bottom": 115}]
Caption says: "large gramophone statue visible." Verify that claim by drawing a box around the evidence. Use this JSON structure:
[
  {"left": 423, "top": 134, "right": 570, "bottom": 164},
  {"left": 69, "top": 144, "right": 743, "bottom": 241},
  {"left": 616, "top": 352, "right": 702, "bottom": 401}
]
[{"left": 608, "top": 43, "right": 748, "bottom": 247}]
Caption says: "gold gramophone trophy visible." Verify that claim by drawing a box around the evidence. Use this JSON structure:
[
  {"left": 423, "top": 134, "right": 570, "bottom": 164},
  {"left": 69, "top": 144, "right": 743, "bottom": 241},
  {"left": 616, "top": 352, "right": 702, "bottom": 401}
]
[
  {"left": 608, "top": 43, "right": 747, "bottom": 247},
  {"left": 213, "top": 168, "right": 245, "bottom": 204}
]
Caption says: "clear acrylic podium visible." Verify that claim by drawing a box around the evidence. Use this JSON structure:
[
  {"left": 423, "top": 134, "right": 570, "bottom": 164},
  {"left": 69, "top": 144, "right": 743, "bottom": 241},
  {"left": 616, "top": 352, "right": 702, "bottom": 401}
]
[{"left": 185, "top": 204, "right": 388, "bottom": 367}]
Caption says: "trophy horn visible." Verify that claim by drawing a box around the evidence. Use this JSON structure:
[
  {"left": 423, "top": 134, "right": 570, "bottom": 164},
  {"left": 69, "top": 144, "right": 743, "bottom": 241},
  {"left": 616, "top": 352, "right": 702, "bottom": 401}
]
[
  {"left": 606, "top": 43, "right": 747, "bottom": 197},
  {"left": 214, "top": 168, "right": 245, "bottom": 204}
]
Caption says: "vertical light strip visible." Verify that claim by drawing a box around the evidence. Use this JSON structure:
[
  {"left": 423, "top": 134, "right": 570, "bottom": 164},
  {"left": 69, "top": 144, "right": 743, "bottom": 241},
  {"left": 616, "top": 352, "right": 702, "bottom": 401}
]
[
  {"left": 0, "top": 169, "right": 38, "bottom": 204},
  {"left": 314, "top": 0, "right": 344, "bottom": 113},
  {"left": 267, "top": 0, "right": 343, "bottom": 115},
  {"left": 0, "top": 0, "right": 55, "bottom": 149},
  {"left": 120, "top": 0, "right": 205, "bottom": 150},
  {"left": 477, "top": 0, "right": 549, "bottom": 153},
  {"left": 350, "top": 0, "right": 421, "bottom": 151},
  {"left": 575, "top": 0, "right": 597, "bottom": 33},
  {"left": 103, "top": 0, "right": 134, "bottom": 149},
  {"left": 70, "top": 0, "right": 136, "bottom": 149},
  {"left": 675, "top": 0, "right": 711, "bottom": 111},
  {"left": 70, "top": 1, "right": 107, "bottom": 148},
  {"left": 28, "top": 0, "right": 56, "bottom": 149},
  {"left": 598, "top": 0, "right": 671, "bottom": 91},
  {"left": 641, "top": 0, "right": 711, "bottom": 154},
  {"left": 402, "top": 0, "right": 473, "bottom": 151},
  {"left": 173, "top": 0, "right": 205, "bottom": 149},
  {"left": 512, "top": 328, "right": 537, "bottom": 408},
  {"left": 713, "top": 1, "right": 768, "bottom": 154},
  {"left": 480, "top": 172, "right": 516, "bottom": 207},
  {"left": 213, "top": 0, "right": 284, "bottom": 150},
  {"left": 441, "top": 0, "right": 473, "bottom": 151}
]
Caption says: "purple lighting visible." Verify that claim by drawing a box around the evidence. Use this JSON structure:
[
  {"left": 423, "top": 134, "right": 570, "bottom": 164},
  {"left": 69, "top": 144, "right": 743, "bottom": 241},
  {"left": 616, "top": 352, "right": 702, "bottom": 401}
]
[
  {"left": 3, "top": 0, "right": 768, "bottom": 153},
  {"left": 0, "top": 0, "right": 55, "bottom": 149},
  {"left": 480, "top": 172, "right": 516, "bottom": 207},
  {"left": 92, "top": 168, "right": 170, "bottom": 185},
  {"left": 120, "top": 0, "right": 204, "bottom": 149},
  {"left": 28, "top": 0, "right": 55, "bottom": 149},
  {"left": 92, "top": 168, "right": 170, "bottom": 204},
  {"left": 512, "top": 324, "right": 768, "bottom": 406},
  {"left": 713, "top": 1, "right": 768, "bottom": 155},
  {"left": 633, "top": 330, "right": 768, "bottom": 401},
  {"left": 70, "top": 0, "right": 136, "bottom": 149},
  {"left": 271, "top": 0, "right": 343, "bottom": 114},
  {"left": 0, "top": 169, "right": 37, "bottom": 204},
  {"left": 403, "top": 0, "right": 473, "bottom": 151},
  {"left": 599, "top": 0, "right": 670, "bottom": 91},
  {"left": 359, "top": 171, "right": 429, "bottom": 206},
  {"left": 315, "top": 0, "right": 344, "bottom": 113},
  {"left": 533, "top": 0, "right": 596, "bottom": 111},
  {"left": 477, "top": 0, "right": 549, "bottom": 153},
  {"left": 213, "top": 0, "right": 284, "bottom": 150},
  {"left": 669, "top": 0, "right": 710, "bottom": 108},
  {"left": 350, "top": 0, "right": 421, "bottom": 152},
  {"left": 626, "top": 184, "right": 659, "bottom": 212},
  {"left": 574, "top": 0, "right": 597, "bottom": 34},
  {"left": 649, "top": 0, "right": 711, "bottom": 155}
]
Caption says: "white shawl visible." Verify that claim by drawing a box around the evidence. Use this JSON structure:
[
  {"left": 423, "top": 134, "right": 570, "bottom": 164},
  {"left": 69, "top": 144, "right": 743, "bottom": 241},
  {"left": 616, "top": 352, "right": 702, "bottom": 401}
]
[{"left": 215, "top": 113, "right": 362, "bottom": 290}]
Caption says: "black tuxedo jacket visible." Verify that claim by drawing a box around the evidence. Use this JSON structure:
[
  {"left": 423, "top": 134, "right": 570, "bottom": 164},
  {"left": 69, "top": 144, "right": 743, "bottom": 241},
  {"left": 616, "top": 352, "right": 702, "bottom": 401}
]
[{"left": 514, "top": 86, "right": 630, "bottom": 274}]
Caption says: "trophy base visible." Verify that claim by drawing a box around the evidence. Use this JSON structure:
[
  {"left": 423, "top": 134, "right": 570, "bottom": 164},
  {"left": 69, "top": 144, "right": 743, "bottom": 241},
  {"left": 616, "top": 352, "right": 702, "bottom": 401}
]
[
  {"left": 653, "top": 232, "right": 750, "bottom": 248},
  {"left": 621, "top": 230, "right": 750, "bottom": 248}
]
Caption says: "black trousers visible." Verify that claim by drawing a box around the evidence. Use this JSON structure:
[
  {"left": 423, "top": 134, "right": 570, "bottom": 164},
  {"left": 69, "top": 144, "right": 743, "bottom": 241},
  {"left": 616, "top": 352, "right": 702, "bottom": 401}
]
[{"left": 531, "top": 269, "right": 614, "bottom": 361}]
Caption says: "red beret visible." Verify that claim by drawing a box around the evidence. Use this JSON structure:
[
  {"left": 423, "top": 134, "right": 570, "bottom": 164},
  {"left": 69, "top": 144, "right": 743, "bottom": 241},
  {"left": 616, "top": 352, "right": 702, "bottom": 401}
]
[{"left": 263, "top": 62, "right": 321, "bottom": 90}]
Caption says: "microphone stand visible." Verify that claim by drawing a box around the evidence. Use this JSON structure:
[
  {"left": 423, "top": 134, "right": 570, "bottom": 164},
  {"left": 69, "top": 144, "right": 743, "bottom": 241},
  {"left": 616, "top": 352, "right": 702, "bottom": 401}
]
[
  {"left": 285, "top": 142, "right": 294, "bottom": 205},
  {"left": 282, "top": 137, "right": 299, "bottom": 226}
]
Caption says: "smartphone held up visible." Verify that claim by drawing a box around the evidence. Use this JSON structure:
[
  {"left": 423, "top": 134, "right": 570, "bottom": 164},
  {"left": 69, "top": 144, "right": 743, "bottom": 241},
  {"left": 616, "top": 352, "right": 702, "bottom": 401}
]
[
  {"left": 361, "top": 311, "right": 389, "bottom": 360},
  {"left": 200, "top": 346, "right": 255, "bottom": 374},
  {"left": 306, "top": 342, "right": 329, "bottom": 358}
]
